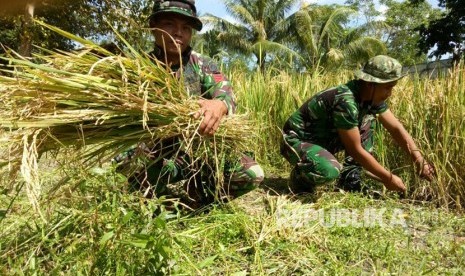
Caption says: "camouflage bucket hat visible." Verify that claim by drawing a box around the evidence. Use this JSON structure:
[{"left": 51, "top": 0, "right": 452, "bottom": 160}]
[
  {"left": 355, "top": 55, "right": 406, "bottom": 83},
  {"left": 150, "top": 0, "right": 203, "bottom": 31}
]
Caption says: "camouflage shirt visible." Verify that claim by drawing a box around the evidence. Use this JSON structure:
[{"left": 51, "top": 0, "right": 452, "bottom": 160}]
[
  {"left": 151, "top": 46, "right": 236, "bottom": 114},
  {"left": 282, "top": 80, "right": 388, "bottom": 153}
]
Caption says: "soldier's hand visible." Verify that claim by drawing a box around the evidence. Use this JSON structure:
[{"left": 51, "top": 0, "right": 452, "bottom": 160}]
[
  {"left": 194, "top": 99, "right": 227, "bottom": 135},
  {"left": 383, "top": 173, "right": 406, "bottom": 192},
  {"left": 417, "top": 161, "right": 435, "bottom": 182}
]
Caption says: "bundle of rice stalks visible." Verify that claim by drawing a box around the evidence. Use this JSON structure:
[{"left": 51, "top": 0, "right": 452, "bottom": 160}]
[{"left": 0, "top": 21, "right": 255, "bottom": 209}]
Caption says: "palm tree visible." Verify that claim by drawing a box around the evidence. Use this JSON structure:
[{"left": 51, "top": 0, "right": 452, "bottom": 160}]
[
  {"left": 288, "top": 4, "right": 386, "bottom": 72},
  {"left": 192, "top": 29, "right": 225, "bottom": 58},
  {"left": 202, "top": 0, "right": 301, "bottom": 71}
]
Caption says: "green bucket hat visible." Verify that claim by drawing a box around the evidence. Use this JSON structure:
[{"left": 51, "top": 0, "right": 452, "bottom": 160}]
[
  {"left": 355, "top": 55, "right": 406, "bottom": 83},
  {"left": 149, "top": 0, "right": 203, "bottom": 31}
]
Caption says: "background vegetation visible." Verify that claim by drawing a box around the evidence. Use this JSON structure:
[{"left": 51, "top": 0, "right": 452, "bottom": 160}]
[{"left": 1, "top": 0, "right": 464, "bottom": 274}]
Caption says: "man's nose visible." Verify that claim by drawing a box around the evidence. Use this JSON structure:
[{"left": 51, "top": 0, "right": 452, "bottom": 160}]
[{"left": 172, "top": 25, "right": 182, "bottom": 36}]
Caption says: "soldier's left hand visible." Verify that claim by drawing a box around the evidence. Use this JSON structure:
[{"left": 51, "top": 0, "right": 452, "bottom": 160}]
[{"left": 194, "top": 99, "right": 228, "bottom": 135}]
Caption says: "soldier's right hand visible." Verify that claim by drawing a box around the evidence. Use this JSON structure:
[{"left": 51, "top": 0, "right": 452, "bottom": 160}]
[
  {"left": 417, "top": 161, "right": 436, "bottom": 182},
  {"left": 383, "top": 173, "right": 406, "bottom": 192}
]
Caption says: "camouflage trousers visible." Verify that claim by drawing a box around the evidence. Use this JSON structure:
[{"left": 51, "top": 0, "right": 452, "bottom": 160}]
[
  {"left": 114, "top": 138, "right": 264, "bottom": 207},
  {"left": 280, "top": 115, "right": 376, "bottom": 188}
]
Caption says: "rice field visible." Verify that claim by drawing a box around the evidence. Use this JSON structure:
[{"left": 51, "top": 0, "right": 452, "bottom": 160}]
[
  {"left": 1, "top": 26, "right": 464, "bottom": 273},
  {"left": 232, "top": 64, "right": 465, "bottom": 209}
]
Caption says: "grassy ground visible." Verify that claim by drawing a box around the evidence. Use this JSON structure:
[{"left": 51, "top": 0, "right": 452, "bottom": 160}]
[{"left": 1, "top": 167, "right": 464, "bottom": 275}]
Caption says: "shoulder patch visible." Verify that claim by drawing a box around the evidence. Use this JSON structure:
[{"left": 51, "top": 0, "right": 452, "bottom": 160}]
[{"left": 213, "top": 73, "right": 225, "bottom": 82}]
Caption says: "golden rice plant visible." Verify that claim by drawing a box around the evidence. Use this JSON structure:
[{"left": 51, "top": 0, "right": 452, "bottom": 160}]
[{"left": 0, "top": 21, "right": 255, "bottom": 210}]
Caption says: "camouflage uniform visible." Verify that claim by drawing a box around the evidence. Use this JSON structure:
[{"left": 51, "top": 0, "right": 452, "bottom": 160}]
[
  {"left": 281, "top": 55, "right": 406, "bottom": 191},
  {"left": 114, "top": 0, "right": 264, "bottom": 206},
  {"left": 116, "top": 47, "right": 264, "bottom": 204},
  {"left": 280, "top": 80, "right": 388, "bottom": 190}
]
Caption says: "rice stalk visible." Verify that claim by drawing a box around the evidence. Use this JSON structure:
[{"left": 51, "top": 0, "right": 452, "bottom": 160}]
[{"left": 0, "top": 21, "right": 256, "bottom": 210}]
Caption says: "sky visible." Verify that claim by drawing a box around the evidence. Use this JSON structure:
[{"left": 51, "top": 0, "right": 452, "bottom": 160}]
[
  {"left": 195, "top": 0, "right": 440, "bottom": 21},
  {"left": 196, "top": 0, "right": 350, "bottom": 20}
]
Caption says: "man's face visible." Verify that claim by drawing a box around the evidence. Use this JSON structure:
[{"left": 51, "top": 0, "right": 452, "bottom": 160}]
[
  {"left": 151, "top": 13, "right": 193, "bottom": 57},
  {"left": 371, "top": 81, "right": 397, "bottom": 104}
]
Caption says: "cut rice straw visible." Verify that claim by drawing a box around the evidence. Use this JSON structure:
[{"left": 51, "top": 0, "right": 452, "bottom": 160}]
[{"left": 0, "top": 20, "right": 256, "bottom": 213}]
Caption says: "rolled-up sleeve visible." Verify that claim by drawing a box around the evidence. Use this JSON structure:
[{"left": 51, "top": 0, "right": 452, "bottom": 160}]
[{"left": 201, "top": 61, "right": 237, "bottom": 115}]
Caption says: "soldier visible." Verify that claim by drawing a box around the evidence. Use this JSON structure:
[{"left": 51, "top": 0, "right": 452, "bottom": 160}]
[
  {"left": 115, "top": 0, "right": 264, "bottom": 208},
  {"left": 280, "top": 55, "right": 435, "bottom": 193}
]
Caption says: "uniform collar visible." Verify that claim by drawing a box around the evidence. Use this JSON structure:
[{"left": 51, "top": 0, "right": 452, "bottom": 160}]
[
  {"left": 346, "top": 80, "right": 361, "bottom": 103},
  {"left": 347, "top": 79, "right": 375, "bottom": 110}
]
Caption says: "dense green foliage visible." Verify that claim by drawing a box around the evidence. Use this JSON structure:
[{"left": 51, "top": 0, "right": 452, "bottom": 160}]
[
  {"left": 413, "top": 0, "right": 465, "bottom": 60},
  {"left": 0, "top": 0, "right": 152, "bottom": 56},
  {"left": 382, "top": 0, "right": 441, "bottom": 65},
  {"left": 345, "top": 0, "right": 442, "bottom": 66}
]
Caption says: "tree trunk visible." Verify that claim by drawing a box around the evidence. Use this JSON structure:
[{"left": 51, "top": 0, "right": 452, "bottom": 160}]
[
  {"left": 256, "top": 52, "right": 266, "bottom": 72},
  {"left": 19, "top": 2, "right": 36, "bottom": 57}
]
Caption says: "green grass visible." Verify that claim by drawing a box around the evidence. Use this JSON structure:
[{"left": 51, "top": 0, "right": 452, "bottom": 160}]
[{"left": 1, "top": 167, "right": 464, "bottom": 275}]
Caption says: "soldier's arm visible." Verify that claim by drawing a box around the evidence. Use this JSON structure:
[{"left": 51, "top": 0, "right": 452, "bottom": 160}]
[
  {"left": 338, "top": 127, "right": 406, "bottom": 191},
  {"left": 201, "top": 60, "right": 236, "bottom": 115},
  {"left": 194, "top": 59, "right": 235, "bottom": 135},
  {"left": 378, "top": 110, "right": 435, "bottom": 181}
]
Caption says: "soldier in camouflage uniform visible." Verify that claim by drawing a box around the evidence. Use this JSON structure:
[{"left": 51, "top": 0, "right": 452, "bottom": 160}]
[
  {"left": 281, "top": 55, "right": 435, "bottom": 192},
  {"left": 115, "top": 0, "right": 264, "bottom": 207}
]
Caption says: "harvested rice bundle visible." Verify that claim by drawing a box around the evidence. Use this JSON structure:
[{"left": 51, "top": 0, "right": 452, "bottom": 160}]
[{"left": 0, "top": 22, "right": 255, "bottom": 206}]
